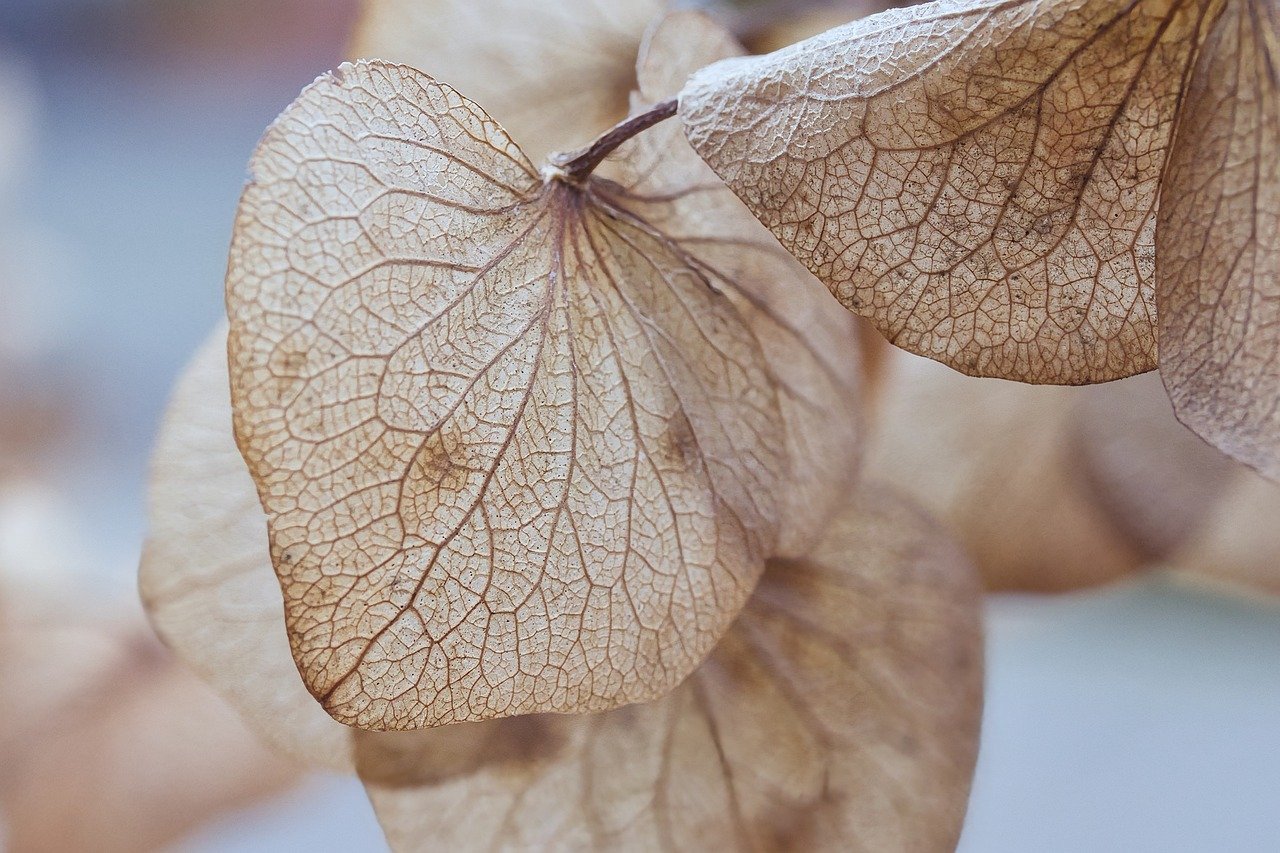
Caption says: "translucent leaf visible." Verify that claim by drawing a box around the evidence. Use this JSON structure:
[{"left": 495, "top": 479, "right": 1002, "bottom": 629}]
[
  {"left": 224, "top": 17, "right": 859, "bottom": 729},
  {"left": 1157, "top": 0, "right": 1280, "bottom": 480},
  {"left": 356, "top": 484, "right": 983, "bottom": 852},
  {"left": 680, "top": 0, "right": 1214, "bottom": 383},
  {"left": 140, "top": 325, "right": 354, "bottom": 770},
  {"left": 349, "top": 0, "right": 664, "bottom": 163}
]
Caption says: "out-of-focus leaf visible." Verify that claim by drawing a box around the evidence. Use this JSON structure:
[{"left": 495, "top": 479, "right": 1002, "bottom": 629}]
[
  {"left": 1157, "top": 0, "right": 1280, "bottom": 481},
  {"left": 680, "top": 0, "right": 1214, "bottom": 383},
  {"left": 348, "top": 0, "right": 664, "bottom": 163},
  {"left": 1171, "top": 473, "right": 1280, "bottom": 597},
  {"left": 0, "top": 603, "right": 297, "bottom": 853},
  {"left": 224, "top": 15, "right": 859, "bottom": 730},
  {"left": 1069, "top": 372, "right": 1237, "bottom": 560},
  {"left": 737, "top": 0, "right": 909, "bottom": 53},
  {"left": 864, "top": 349, "right": 1144, "bottom": 592},
  {"left": 357, "top": 484, "right": 983, "bottom": 852},
  {"left": 139, "top": 324, "right": 354, "bottom": 770},
  {"left": 1070, "top": 371, "right": 1280, "bottom": 596}
]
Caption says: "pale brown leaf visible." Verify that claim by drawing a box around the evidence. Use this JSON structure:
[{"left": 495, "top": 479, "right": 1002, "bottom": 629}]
[
  {"left": 140, "top": 325, "right": 354, "bottom": 770},
  {"left": 348, "top": 0, "right": 664, "bottom": 164},
  {"left": 1068, "top": 371, "right": 1280, "bottom": 596},
  {"left": 1157, "top": 0, "right": 1280, "bottom": 480},
  {"left": 1068, "top": 371, "right": 1237, "bottom": 559},
  {"left": 680, "top": 0, "right": 1216, "bottom": 383},
  {"left": 225, "top": 29, "right": 859, "bottom": 727},
  {"left": 1170, "top": 471, "right": 1280, "bottom": 596},
  {"left": 738, "top": 0, "right": 909, "bottom": 54},
  {"left": 864, "top": 348, "right": 1144, "bottom": 591},
  {"left": 357, "top": 484, "right": 983, "bottom": 852},
  {"left": 0, "top": 606, "right": 297, "bottom": 853}
]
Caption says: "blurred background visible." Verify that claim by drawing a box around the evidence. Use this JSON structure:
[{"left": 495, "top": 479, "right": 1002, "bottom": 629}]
[{"left": 0, "top": 0, "right": 1277, "bottom": 850}]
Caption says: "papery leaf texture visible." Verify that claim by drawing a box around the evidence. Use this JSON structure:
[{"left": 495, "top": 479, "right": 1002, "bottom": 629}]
[
  {"left": 680, "top": 0, "right": 1216, "bottom": 383},
  {"left": 356, "top": 483, "right": 983, "bottom": 853},
  {"left": 140, "top": 325, "right": 355, "bottom": 769},
  {"left": 138, "top": 331, "right": 979, "bottom": 853},
  {"left": 225, "top": 16, "right": 860, "bottom": 729},
  {"left": 1157, "top": 0, "right": 1280, "bottom": 480}
]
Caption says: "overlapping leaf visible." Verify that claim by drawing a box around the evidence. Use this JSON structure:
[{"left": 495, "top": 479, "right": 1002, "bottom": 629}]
[
  {"left": 1157, "top": 0, "right": 1280, "bottom": 480},
  {"left": 139, "top": 329, "right": 979, "bottom": 850},
  {"left": 357, "top": 484, "right": 983, "bottom": 852},
  {"left": 225, "top": 16, "right": 860, "bottom": 729},
  {"left": 142, "top": 315, "right": 981, "bottom": 853},
  {"left": 348, "top": 0, "right": 663, "bottom": 163},
  {"left": 680, "top": 0, "right": 1280, "bottom": 478},
  {"left": 681, "top": 0, "right": 1215, "bottom": 383},
  {"left": 140, "top": 326, "right": 354, "bottom": 769}
]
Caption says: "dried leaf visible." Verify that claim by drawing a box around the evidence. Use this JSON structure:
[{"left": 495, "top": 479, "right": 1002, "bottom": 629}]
[
  {"left": 0, "top": 606, "right": 297, "bottom": 853},
  {"left": 1068, "top": 372, "right": 1237, "bottom": 560},
  {"left": 865, "top": 349, "right": 1143, "bottom": 591},
  {"left": 357, "top": 484, "right": 983, "bottom": 852},
  {"left": 348, "top": 0, "right": 664, "bottom": 163},
  {"left": 225, "top": 17, "right": 859, "bottom": 729},
  {"left": 1157, "top": 0, "right": 1280, "bottom": 480},
  {"left": 140, "top": 325, "right": 354, "bottom": 770},
  {"left": 680, "top": 0, "right": 1215, "bottom": 383},
  {"left": 1068, "top": 371, "right": 1280, "bottom": 596},
  {"left": 1170, "top": 472, "right": 1280, "bottom": 596},
  {"left": 739, "top": 0, "right": 909, "bottom": 54}
]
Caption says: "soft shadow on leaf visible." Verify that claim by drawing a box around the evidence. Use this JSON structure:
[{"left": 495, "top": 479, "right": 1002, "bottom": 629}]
[
  {"left": 0, "top": 598, "right": 297, "bottom": 853},
  {"left": 348, "top": 0, "right": 664, "bottom": 163},
  {"left": 356, "top": 484, "right": 983, "bottom": 853},
  {"left": 680, "top": 0, "right": 1215, "bottom": 383},
  {"left": 140, "top": 325, "right": 354, "bottom": 770},
  {"left": 225, "top": 15, "right": 859, "bottom": 729},
  {"left": 1157, "top": 0, "right": 1280, "bottom": 481}
]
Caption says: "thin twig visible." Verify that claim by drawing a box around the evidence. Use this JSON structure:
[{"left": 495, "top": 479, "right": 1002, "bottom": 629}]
[{"left": 547, "top": 99, "right": 679, "bottom": 184}]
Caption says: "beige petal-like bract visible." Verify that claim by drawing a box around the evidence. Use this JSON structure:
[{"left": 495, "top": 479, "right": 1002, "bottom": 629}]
[
  {"left": 0, "top": 606, "right": 297, "bottom": 853},
  {"left": 348, "top": 0, "right": 663, "bottom": 164},
  {"left": 1157, "top": 0, "right": 1280, "bottom": 480},
  {"left": 140, "top": 325, "right": 354, "bottom": 770},
  {"left": 1068, "top": 371, "right": 1280, "bottom": 596},
  {"left": 357, "top": 484, "right": 983, "bottom": 852},
  {"left": 1068, "top": 371, "right": 1237, "bottom": 560},
  {"left": 680, "top": 0, "right": 1217, "bottom": 383},
  {"left": 864, "top": 348, "right": 1144, "bottom": 591},
  {"left": 739, "top": 0, "right": 908, "bottom": 54},
  {"left": 609, "top": 12, "right": 864, "bottom": 557},
  {"left": 1171, "top": 472, "right": 1280, "bottom": 597},
  {"left": 226, "top": 43, "right": 859, "bottom": 726}
]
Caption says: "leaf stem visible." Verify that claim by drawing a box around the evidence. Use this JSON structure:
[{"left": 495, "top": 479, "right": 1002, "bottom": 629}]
[{"left": 548, "top": 98, "right": 678, "bottom": 184}]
